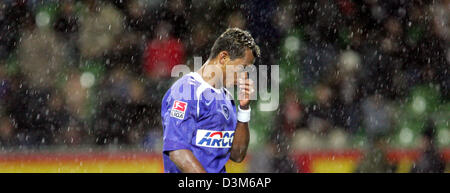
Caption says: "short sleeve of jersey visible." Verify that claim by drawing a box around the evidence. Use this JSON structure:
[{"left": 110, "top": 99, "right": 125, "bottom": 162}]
[{"left": 161, "top": 80, "right": 198, "bottom": 155}]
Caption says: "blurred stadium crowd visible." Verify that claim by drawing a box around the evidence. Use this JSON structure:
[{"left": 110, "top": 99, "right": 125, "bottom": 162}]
[{"left": 0, "top": 0, "right": 449, "bottom": 172}]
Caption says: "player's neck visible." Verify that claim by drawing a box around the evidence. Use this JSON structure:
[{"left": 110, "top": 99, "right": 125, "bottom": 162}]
[{"left": 196, "top": 59, "right": 224, "bottom": 89}]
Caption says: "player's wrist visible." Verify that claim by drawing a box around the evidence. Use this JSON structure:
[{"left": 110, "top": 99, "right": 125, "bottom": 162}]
[
  {"left": 239, "top": 104, "right": 249, "bottom": 110},
  {"left": 237, "top": 105, "right": 251, "bottom": 123}
]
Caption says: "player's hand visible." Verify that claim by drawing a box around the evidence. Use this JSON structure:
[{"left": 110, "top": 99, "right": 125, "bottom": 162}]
[{"left": 238, "top": 72, "right": 255, "bottom": 110}]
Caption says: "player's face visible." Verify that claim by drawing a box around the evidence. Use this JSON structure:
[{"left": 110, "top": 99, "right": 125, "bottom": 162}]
[{"left": 223, "top": 49, "right": 255, "bottom": 87}]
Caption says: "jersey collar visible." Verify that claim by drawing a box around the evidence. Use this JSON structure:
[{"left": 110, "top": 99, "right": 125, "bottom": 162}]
[{"left": 189, "top": 72, "right": 223, "bottom": 93}]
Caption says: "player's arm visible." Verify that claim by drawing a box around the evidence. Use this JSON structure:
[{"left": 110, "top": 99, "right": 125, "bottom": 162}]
[
  {"left": 168, "top": 149, "right": 206, "bottom": 173},
  {"left": 230, "top": 74, "right": 253, "bottom": 163},
  {"left": 162, "top": 92, "right": 206, "bottom": 173},
  {"left": 230, "top": 117, "right": 250, "bottom": 163}
]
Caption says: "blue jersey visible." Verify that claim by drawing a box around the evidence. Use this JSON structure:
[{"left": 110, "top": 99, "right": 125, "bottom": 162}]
[{"left": 161, "top": 72, "right": 237, "bottom": 173}]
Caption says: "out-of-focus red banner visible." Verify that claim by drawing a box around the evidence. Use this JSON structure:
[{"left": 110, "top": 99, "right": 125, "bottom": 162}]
[
  {"left": 293, "top": 148, "right": 450, "bottom": 173},
  {"left": 0, "top": 150, "right": 249, "bottom": 173},
  {"left": 0, "top": 148, "right": 448, "bottom": 173}
]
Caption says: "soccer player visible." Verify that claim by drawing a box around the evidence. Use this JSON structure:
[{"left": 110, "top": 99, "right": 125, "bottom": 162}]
[{"left": 161, "top": 28, "right": 260, "bottom": 173}]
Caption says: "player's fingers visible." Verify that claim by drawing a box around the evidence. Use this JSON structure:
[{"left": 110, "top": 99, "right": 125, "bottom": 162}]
[
  {"left": 239, "top": 88, "right": 255, "bottom": 97},
  {"left": 239, "top": 79, "right": 254, "bottom": 87},
  {"left": 249, "top": 87, "right": 255, "bottom": 94},
  {"left": 248, "top": 80, "right": 255, "bottom": 93},
  {"left": 239, "top": 92, "right": 250, "bottom": 100},
  {"left": 239, "top": 71, "right": 248, "bottom": 80},
  {"left": 239, "top": 84, "right": 252, "bottom": 91},
  {"left": 240, "top": 86, "right": 255, "bottom": 93},
  {"left": 238, "top": 77, "right": 248, "bottom": 84},
  {"left": 239, "top": 84, "right": 249, "bottom": 89},
  {"left": 248, "top": 79, "right": 254, "bottom": 86},
  {"left": 240, "top": 87, "right": 254, "bottom": 96},
  {"left": 239, "top": 86, "right": 250, "bottom": 95},
  {"left": 239, "top": 86, "right": 256, "bottom": 98},
  {"left": 238, "top": 72, "right": 250, "bottom": 84}
]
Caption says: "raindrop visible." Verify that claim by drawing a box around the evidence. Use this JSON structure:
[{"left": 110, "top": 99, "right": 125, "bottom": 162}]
[
  {"left": 36, "top": 11, "right": 50, "bottom": 28},
  {"left": 399, "top": 127, "right": 414, "bottom": 145},
  {"left": 80, "top": 72, "right": 95, "bottom": 88},
  {"left": 412, "top": 96, "right": 426, "bottom": 114}
]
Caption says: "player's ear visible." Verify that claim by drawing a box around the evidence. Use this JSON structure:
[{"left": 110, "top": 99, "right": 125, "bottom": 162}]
[{"left": 218, "top": 51, "right": 230, "bottom": 66}]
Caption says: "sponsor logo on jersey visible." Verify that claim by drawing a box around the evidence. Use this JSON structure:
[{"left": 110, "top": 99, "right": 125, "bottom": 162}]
[
  {"left": 195, "top": 130, "right": 234, "bottom": 148},
  {"left": 170, "top": 100, "right": 187, "bottom": 120}
]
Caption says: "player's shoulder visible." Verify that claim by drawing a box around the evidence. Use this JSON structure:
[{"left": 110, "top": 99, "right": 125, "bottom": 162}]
[
  {"left": 172, "top": 72, "right": 201, "bottom": 89},
  {"left": 163, "top": 72, "right": 203, "bottom": 103},
  {"left": 179, "top": 72, "right": 224, "bottom": 97},
  {"left": 163, "top": 72, "right": 228, "bottom": 106}
]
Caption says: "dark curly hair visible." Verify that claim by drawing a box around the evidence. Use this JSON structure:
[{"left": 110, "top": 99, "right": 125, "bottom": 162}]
[{"left": 208, "top": 28, "right": 261, "bottom": 60}]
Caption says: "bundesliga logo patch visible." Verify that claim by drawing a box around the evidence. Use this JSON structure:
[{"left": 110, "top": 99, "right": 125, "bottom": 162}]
[
  {"left": 171, "top": 100, "right": 187, "bottom": 120},
  {"left": 196, "top": 130, "right": 234, "bottom": 148}
]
